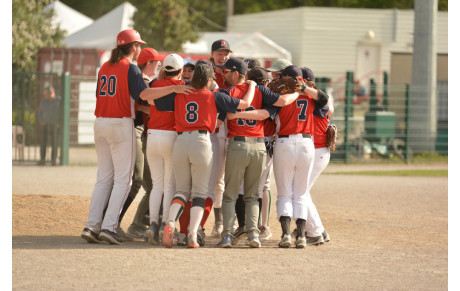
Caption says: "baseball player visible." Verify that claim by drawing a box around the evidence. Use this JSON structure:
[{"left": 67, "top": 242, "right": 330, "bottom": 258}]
[
  {"left": 267, "top": 59, "right": 292, "bottom": 80},
  {"left": 114, "top": 47, "right": 161, "bottom": 240},
  {"left": 226, "top": 65, "right": 329, "bottom": 248},
  {"left": 216, "top": 59, "right": 301, "bottom": 248},
  {"left": 182, "top": 61, "right": 195, "bottom": 82},
  {"left": 152, "top": 63, "right": 256, "bottom": 248},
  {"left": 81, "top": 29, "right": 192, "bottom": 245},
  {"left": 144, "top": 53, "right": 185, "bottom": 246},
  {"left": 303, "top": 67, "right": 333, "bottom": 245},
  {"left": 210, "top": 39, "right": 232, "bottom": 89}
]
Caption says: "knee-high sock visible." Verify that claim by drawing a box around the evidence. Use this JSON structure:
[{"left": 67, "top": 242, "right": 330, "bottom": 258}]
[
  {"left": 296, "top": 218, "right": 306, "bottom": 239},
  {"left": 167, "top": 194, "right": 187, "bottom": 226},
  {"left": 235, "top": 194, "right": 245, "bottom": 228},
  {"left": 280, "top": 216, "right": 291, "bottom": 236},
  {"left": 179, "top": 200, "right": 192, "bottom": 235},
  {"left": 189, "top": 198, "right": 206, "bottom": 236},
  {"left": 200, "top": 197, "right": 213, "bottom": 229},
  {"left": 261, "top": 189, "right": 271, "bottom": 227}
]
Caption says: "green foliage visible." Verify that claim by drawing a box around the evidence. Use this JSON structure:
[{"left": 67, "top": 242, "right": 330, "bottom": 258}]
[
  {"left": 130, "top": 0, "right": 200, "bottom": 51},
  {"left": 12, "top": 0, "right": 65, "bottom": 71}
]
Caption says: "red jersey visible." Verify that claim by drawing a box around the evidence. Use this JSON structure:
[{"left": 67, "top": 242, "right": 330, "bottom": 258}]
[
  {"left": 148, "top": 78, "right": 184, "bottom": 131},
  {"left": 214, "top": 70, "right": 230, "bottom": 90},
  {"left": 174, "top": 89, "right": 218, "bottom": 133},
  {"left": 275, "top": 95, "right": 315, "bottom": 136},
  {"left": 95, "top": 58, "right": 146, "bottom": 118},
  {"left": 227, "top": 84, "right": 264, "bottom": 138},
  {"left": 264, "top": 119, "right": 276, "bottom": 137},
  {"left": 313, "top": 115, "right": 329, "bottom": 149}
]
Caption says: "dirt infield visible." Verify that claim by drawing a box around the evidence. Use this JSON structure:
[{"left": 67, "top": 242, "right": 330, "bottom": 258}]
[{"left": 12, "top": 164, "right": 448, "bottom": 290}]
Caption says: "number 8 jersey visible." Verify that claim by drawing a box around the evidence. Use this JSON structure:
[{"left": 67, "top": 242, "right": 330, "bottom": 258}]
[{"left": 94, "top": 58, "right": 147, "bottom": 118}]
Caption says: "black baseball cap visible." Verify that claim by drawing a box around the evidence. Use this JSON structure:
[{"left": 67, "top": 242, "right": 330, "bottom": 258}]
[
  {"left": 244, "top": 58, "right": 261, "bottom": 70},
  {"left": 247, "top": 66, "right": 270, "bottom": 84},
  {"left": 301, "top": 67, "right": 315, "bottom": 81},
  {"left": 216, "top": 57, "right": 248, "bottom": 75},
  {"left": 195, "top": 59, "right": 215, "bottom": 77},
  {"left": 211, "top": 39, "right": 232, "bottom": 52},
  {"left": 278, "top": 65, "right": 303, "bottom": 79},
  {"left": 192, "top": 64, "right": 214, "bottom": 83}
]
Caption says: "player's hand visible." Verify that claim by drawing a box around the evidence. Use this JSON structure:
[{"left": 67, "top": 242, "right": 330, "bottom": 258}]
[
  {"left": 174, "top": 85, "right": 194, "bottom": 95},
  {"left": 246, "top": 80, "right": 257, "bottom": 87}
]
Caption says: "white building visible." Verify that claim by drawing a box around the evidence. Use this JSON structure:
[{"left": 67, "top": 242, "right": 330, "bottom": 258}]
[{"left": 227, "top": 6, "right": 448, "bottom": 86}]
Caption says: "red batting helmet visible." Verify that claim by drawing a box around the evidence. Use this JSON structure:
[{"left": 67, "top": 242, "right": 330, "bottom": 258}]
[{"left": 117, "top": 29, "right": 146, "bottom": 47}]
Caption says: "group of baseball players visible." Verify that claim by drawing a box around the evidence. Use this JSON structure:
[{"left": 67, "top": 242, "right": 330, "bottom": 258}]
[{"left": 80, "top": 29, "right": 334, "bottom": 249}]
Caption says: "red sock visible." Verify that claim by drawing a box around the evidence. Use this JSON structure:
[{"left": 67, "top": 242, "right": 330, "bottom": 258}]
[
  {"left": 179, "top": 200, "right": 192, "bottom": 236},
  {"left": 200, "top": 197, "right": 213, "bottom": 229}
]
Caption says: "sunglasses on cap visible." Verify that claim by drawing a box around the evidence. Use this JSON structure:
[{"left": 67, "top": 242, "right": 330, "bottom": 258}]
[{"left": 223, "top": 68, "right": 235, "bottom": 74}]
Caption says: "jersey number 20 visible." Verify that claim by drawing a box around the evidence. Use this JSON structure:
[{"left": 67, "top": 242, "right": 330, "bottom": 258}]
[
  {"left": 99, "top": 75, "right": 117, "bottom": 96},
  {"left": 186, "top": 102, "right": 199, "bottom": 123}
]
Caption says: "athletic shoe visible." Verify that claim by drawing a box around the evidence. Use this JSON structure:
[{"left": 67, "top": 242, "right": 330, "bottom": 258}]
[
  {"left": 295, "top": 236, "right": 307, "bottom": 249},
  {"left": 142, "top": 215, "right": 150, "bottom": 227},
  {"left": 259, "top": 226, "right": 272, "bottom": 240},
  {"left": 278, "top": 234, "right": 291, "bottom": 248},
  {"left": 158, "top": 222, "right": 166, "bottom": 244},
  {"left": 126, "top": 224, "right": 147, "bottom": 238},
  {"left": 322, "top": 230, "right": 330, "bottom": 243},
  {"left": 231, "top": 226, "right": 246, "bottom": 245},
  {"left": 99, "top": 229, "right": 123, "bottom": 245},
  {"left": 116, "top": 227, "right": 133, "bottom": 241},
  {"left": 217, "top": 235, "right": 233, "bottom": 248},
  {"left": 197, "top": 226, "right": 206, "bottom": 247},
  {"left": 249, "top": 236, "right": 261, "bottom": 248},
  {"left": 306, "top": 235, "right": 325, "bottom": 246},
  {"left": 187, "top": 234, "right": 200, "bottom": 248},
  {"left": 176, "top": 232, "right": 187, "bottom": 246},
  {"left": 145, "top": 222, "right": 160, "bottom": 246},
  {"left": 81, "top": 228, "right": 103, "bottom": 244},
  {"left": 211, "top": 224, "right": 223, "bottom": 238},
  {"left": 162, "top": 224, "right": 175, "bottom": 248}
]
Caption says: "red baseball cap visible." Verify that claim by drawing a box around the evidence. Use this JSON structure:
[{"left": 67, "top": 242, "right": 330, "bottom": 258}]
[{"left": 137, "top": 48, "right": 160, "bottom": 65}]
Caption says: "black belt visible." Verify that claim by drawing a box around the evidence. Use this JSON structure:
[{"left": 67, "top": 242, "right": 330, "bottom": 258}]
[
  {"left": 178, "top": 130, "right": 208, "bottom": 135},
  {"left": 278, "top": 133, "right": 311, "bottom": 138},
  {"left": 233, "top": 136, "right": 264, "bottom": 143}
]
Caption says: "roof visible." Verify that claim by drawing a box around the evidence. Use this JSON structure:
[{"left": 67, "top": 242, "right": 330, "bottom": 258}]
[
  {"left": 44, "top": 0, "right": 94, "bottom": 36},
  {"left": 182, "top": 32, "right": 292, "bottom": 61},
  {"left": 62, "top": 2, "right": 137, "bottom": 50}
]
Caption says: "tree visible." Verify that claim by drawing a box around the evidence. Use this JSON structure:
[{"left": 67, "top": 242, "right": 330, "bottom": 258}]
[
  {"left": 12, "top": 0, "right": 65, "bottom": 71},
  {"left": 131, "top": 0, "right": 201, "bottom": 52}
]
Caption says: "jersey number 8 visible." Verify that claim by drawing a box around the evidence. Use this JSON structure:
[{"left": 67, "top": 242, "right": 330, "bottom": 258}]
[{"left": 186, "top": 102, "right": 199, "bottom": 123}]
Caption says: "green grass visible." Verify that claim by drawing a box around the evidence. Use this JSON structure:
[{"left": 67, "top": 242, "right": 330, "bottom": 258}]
[{"left": 327, "top": 169, "right": 448, "bottom": 177}]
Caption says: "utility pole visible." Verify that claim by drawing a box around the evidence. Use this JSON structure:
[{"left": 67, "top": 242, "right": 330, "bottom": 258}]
[{"left": 226, "top": 0, "right": 234, "bottom": 32}]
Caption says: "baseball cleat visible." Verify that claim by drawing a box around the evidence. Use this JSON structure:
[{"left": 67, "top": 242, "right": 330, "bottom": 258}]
[
  {"left": 126, "top": 224, "right": 147, "bottom": 238},
  {"left": 306, "top": 235, "right": 325, "bottom": 246},
  {"left": 145, "top": 222, "right": 160, "bottom": 246},
  {"left": 278, "top": 234, "right": 292, "bottom": 248},
  {"left": 295, "top": 236, "right": 307, "bottom": 249},
  {"left": 249, "top": 236, "right": 261, "bottom": 248},
  {"left": 99, "top": 229, "right": 123, "bottom": 245},
  {"left": 158, "top": 222, "right": 166, "bottom": 244},
  {"left": 176, "top": 232, "right": 187, "bottom": 246},
  {"left": 187, "top": 234, "right": 200, "bottom": 248},
  {"left": 197, "top": 226, "right": 206, "bottom": 247},
  {"left": 211, "top": 224, "right": 223, "bottom": 238},
  {"left": 217, "top": 235, "right": 233, "bottom": 248},
  {"left": 116, "top": 227, "right": 133, "bottom": 241},
  {"left": 322, "top": 230, "right": 330, "bottom": 243},
  {"left": 81, "top": 228, "right": 104, "bottom": 244},
  {"left": 259, "top": 226, "right": 272, "bottom": 240},
  {"left": 231, "top": 226, "right": 246, "bottom": 245},
  {"left": 162, "top": 225, "right": 175, "bottom": 248}
]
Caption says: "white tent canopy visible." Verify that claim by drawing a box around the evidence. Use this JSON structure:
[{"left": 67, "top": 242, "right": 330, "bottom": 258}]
[
  {"left": 182, "top": 32, "right": 292, "bottom": 61},
  {"left": 44, "top": 0, "right": 93, "bottom": 36},
  {"left": 62, "top": 2, "right": 136, "bottom": 49}
]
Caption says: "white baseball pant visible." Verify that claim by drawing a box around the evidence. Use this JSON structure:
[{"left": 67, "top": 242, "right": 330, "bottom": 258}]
[
  {"left": 206, "top": 130, "right": 227, "bottom": 207},
  {"left": 85, "top": 117, "right": 136, "bottom": 233},
  {"left": 273, "top": 134, "right": 314, "bottom": 221},
  {"left": 146, "top": 129, "right": 177, "bottom": 224}
]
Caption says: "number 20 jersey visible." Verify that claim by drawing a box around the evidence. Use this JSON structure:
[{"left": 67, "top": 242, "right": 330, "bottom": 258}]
[{"left": 94, "top": 58, "right": 146, "bottom": 118}]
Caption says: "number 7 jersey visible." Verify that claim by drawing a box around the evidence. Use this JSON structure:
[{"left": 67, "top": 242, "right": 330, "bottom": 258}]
[{"left": 275, "top": 94, "right": 315, "bottom": 136}]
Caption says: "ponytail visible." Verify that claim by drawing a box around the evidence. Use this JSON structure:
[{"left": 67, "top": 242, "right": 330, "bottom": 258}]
[{"left": 108, "top": 42, "right": 137, "bottom": 65}]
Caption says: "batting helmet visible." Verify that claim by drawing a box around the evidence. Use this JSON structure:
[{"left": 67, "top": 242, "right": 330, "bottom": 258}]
[{"left": 117, "top": 29, "right": 146, "bottom": 47}]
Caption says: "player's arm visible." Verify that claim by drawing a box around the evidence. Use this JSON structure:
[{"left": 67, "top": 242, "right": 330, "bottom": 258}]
[
  {"left": 300, "top": 85, "right": 329, "bottom": 107},
  {"left": 137, "top": 104, "right": 150, "bottom": 114},
  {"left": 227, "top": 109, "right": 270, "bottom": 121},
  {"left": 326, "top": 95, "right": 335, "bottom": 117},
  {"left": 140, "top": 85, "right": 192, "bottom": 101},
  {"left": 272, "top": 92, "right": 300, "bottom": 107},
  {"left": 258, "top": 85, "right": 299, "bottom": 107},
  {"left": 236, "top": 80, "right": 256, "bottom": 109}
]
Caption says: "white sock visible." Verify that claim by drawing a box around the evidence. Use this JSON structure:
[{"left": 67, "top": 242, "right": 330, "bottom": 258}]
[{"left": 188, "top": 206, "right": 204, "bottom": 236}]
